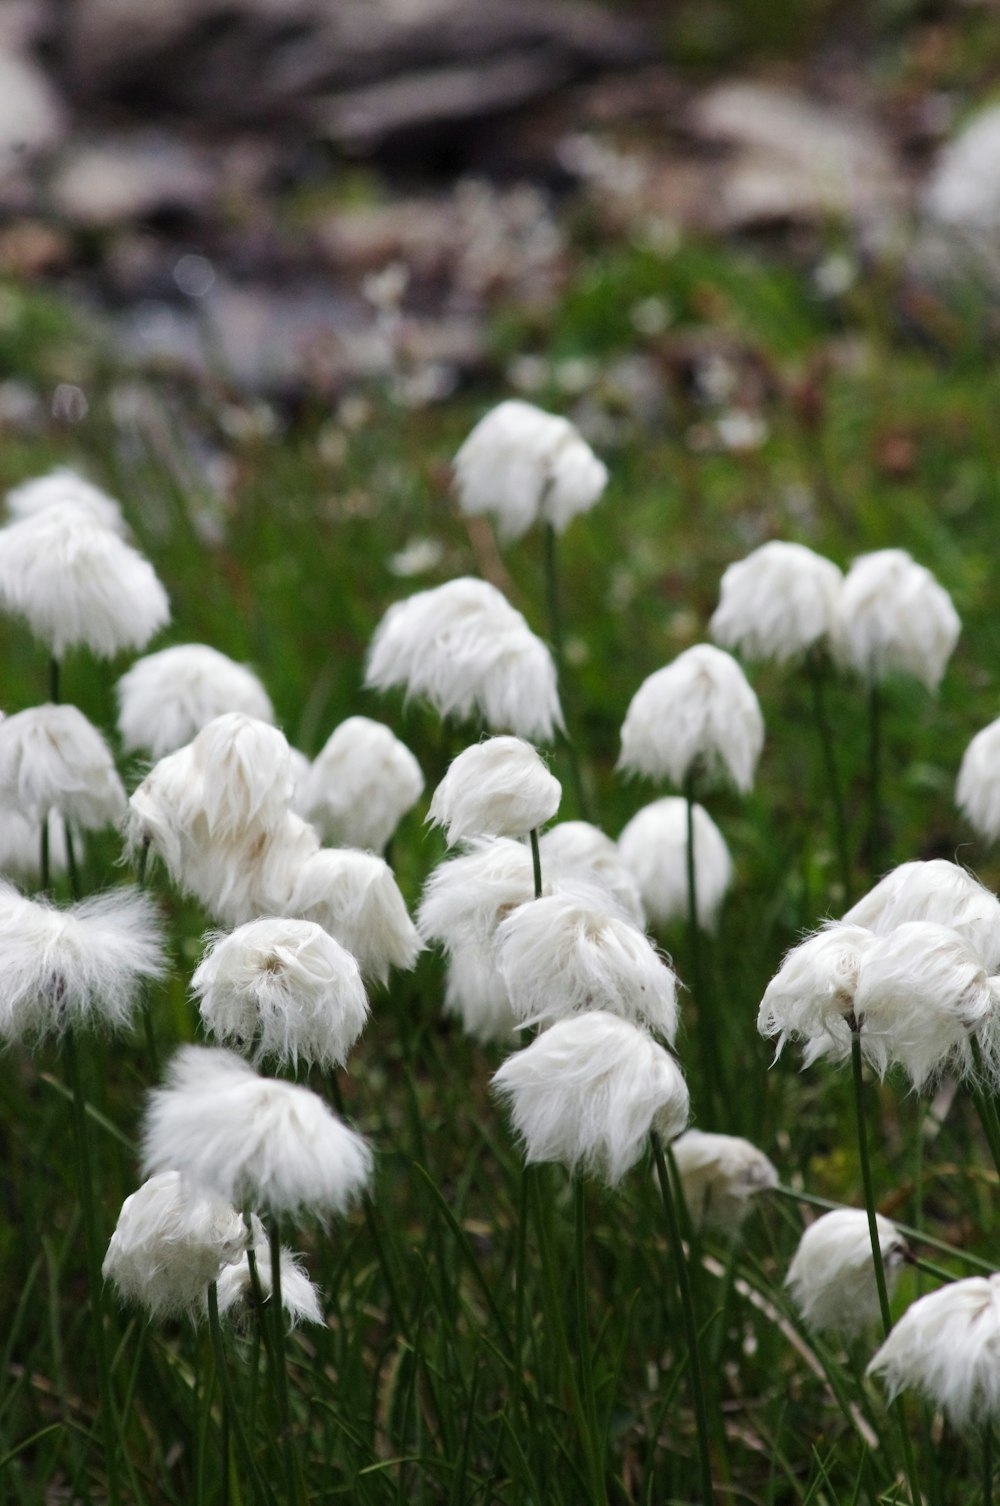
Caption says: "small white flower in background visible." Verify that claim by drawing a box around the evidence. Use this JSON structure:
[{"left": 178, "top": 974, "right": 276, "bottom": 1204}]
[
  {"left": 142, "top": 1046, "right": 373, "bottom": 1221},
  {"left": 116, "top": 644, "right": 275, "bottom": 761},
  {"left": 418, "top": 837, "right": 542, "bottom": 959},
  {"left": 299, "top": 717, "right": 424, "bottom": 852},
  {"left": 786, "top": 1208, "right": 907, "bottom": 1335},
  {"left": 193, "top": 918, "right": 368, "bottom": 1070},
  {"left": 619, "top": 644, "right": 764, "bottom": 793},
  {"left": 453, "top": 399, "right": 608, "bottom": 543},
  {"left": 539, "top": 820, "right": 645, "bottom": 927},
  {"left": 0, "top": 883, "right": 166, "bottom": 1040},
  {"left": 0, "top": 808, "right": 73, "bottom": 883},
  {"left": 0, "top": 704, "right": 126, "bottom": 829},
  {"left": 365, "top": 576, "right": 564, "bottom": 743},
  {"left": 841, "top": 859, "right": 1000, "bottom": 970},
  {"left": 428, "top": 736, "right": 561, "bottom": 846},
  {"left": 7, "top": 468, "right": 127, "bottom": 535},
  {"left": 496, "top": 883, "right": 679, "bottom": 1040},
  {"left": 831, "top": 548, "right": 960, "bottom": 691},
  {"left": 714, "top": 410, "right": 768, "bottom": 453},
  {"left": 957, "top": 719, "right": 1000, "bottom": 844},
  {"left": 492, "top": 1010, "right": 689, "bottom": 1185},
  {"left": 215, "top": 1214, "right": 323, "bottom": 1328},
  {"left": 709, "top": 541, "right": 843, "bottom": 664},
  {"left": 0, "top": 502, "right": 170, "bottom": 658},
  {"left": 618, "top": 797, "right": 732, "bottom": 931},
  {"left": 387, "top": 538, "right": 444, "bottom": 578},
  {"left": 103, "top": 1170, "right": 248, "bottom": 1318},
  {"left": 757, "top": 923, "right": 877, "bottom": 1065},
  {"left": 282, "top": 847, "right": 423, "bottom": 986},
  {"left": 188, "top": 713, "right": 294, "bottom": 842},
  {"left": 443, "top": 942, "right": 518, "bottom": 1044},
  {"left": 868, "top": 1273, "right": 1000, "bottom": 1429},
  {"left": 670, "top": 1130, "right": 779, "bottom": 1234}
]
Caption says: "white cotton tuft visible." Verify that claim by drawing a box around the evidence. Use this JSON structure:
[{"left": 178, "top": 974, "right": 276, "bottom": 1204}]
[
  {"left": 443, "top": 942, "right": 519, "bottom": 1044},
  {"left": 0, "top": 808, "right": 73, "bottom": 883},
  {"left": 0, "top": 704, "right": 125, "bottom": 829},
  {"left": 757, "top": 924, "right": 876, "bottom": 1064},
  {"left": 867, "top": 1273, "right": 1000, "bottom": 1430},
  {"left": 299, "top": 717, "right": 423, "bottom": 851},
  {"left": 496, "top": 883, "right": 679, "bottom": 1041},
  {"left": 282, "top": 847, "right": 423, "bottom": 985},
  {"left": 142, "top": 1046, "right": 373, "bottom": 1220},
  {"left": 188, "top": 713, "right": 294, "bottom": 842},
  {"left": 957, "top": 718, "right": 1000, "bottom": 844},
  {"left": 831, "top": 548, "right": 960, "bottom": 691},
  {"left": 365, "top": 576, "right": 564, "bottom": 743},
  {"left": 786, "top": 1208, "right": 907, "bottom": 1335},
  {"left": 618, "top": 644, "right": 764, "bottom": 793},
  {"left": 0, "top": 502, "right": 169, "bottom": 657},
  {"left": 453, "top": 399, "right": 608, "bottom": 543},
  {"left": 418, "top": 837, "right": 542, "bottom": 958},
  {"left": 492, "top": 1011, "right": 689, "bottom": 1185},
  {"left": 116, "top": 644, "right": 275, "bottom": 760},
  {"left": 0, "top": 882, "right": 167, "bottom": 1040},
  {"left": 428, "top": 736, "right": 561, "bottom": 846},
  {"left": 841, "top": 859, "right": 1000, "bottom": 970},
  {"left": 539, "top": 820, "right": 645, "bottom": 927},
  {"left": 618, "top": 797, "right": 732, "bottom": 931},
  {"left": 103, "top": 1171, "right": 248, "bottom": 1318},
  {"left": 215, "top": 1216, "right": 323, "bottom": 1328},
  {"left": 710, "top": 541, "right": 843, "bottom": 664},
  {"left": 7, "top": 468, "right": 127, "bottom": 534},
  {"left": 193, "top": 918, "right": 369, "bottom": 1070},
  {"left": 669, "top": 1130, "right": 779, "bottom": 1233}
]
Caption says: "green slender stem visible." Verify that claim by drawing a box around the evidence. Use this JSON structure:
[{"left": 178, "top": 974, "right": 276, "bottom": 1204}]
[
  {"left": 268, "top": 1222, "right": 302, "bottom": 1506},
  {"left": 651, "top": 1131, "right": 714, "bottom": 1504},
  {"left": 684, "top": 774, "right": 718, "bottom": 1123},
  {"left": 50, "top": 655, "right": 60, "bottom": 705},
  {"left": 574, "top": 1179, "right": 602, "bottom": 1468},
  {"left": 529, "top": 828, "right": 543, "bottom": 901},
  {"left": 985, "top": 1424, "right": 994, "bottom": 1506},
  {"left": 39, "top": 817, "right": 50, "bottom": 896},
  {"left": 543, "top": 520, "right": 591, "bottom": 820},
  {"left": 512, "top": 1165, "right": 530, "bottom": 1435},
  {"left": 65, "top": 825, "right": 81, "bottom": 902},
  {"left": 908, "top": 1254, "right": 953, "bottom": 1286},
  {"left": 806, "top": 653, "right": 852, "bottom": 903},
  {"left": 970, "top": 1038, "right": 1000, "bottom": 1183},
  {"left": 136, "top": 837, "right": 150, "bottom": 890},
  {"left": 866, "top": 683, "right": 883, "bottom": 882},
  {"left": 207, "top": 1281, "right": 273, "bottom": 1506}
]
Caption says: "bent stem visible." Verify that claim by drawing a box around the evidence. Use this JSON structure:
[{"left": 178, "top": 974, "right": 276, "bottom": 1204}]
[
  {"left": 805, "top": 652, "right": 852, "bottom": 903},
  {"left": 543, "top": 521, "right": 591, "bottom": 821}
]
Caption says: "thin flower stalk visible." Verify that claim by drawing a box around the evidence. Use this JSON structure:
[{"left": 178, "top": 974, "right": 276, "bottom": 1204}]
[
  {"left": 684, "top": 771, "right": 719, "bottom": 1121},
  {"left": 866, "top": 684, "right": 883, "bottom": 882},
  {"left": 268, "top": 1220, "right": 304, "bottom": 1506},
  {"left": 544, "top": 521, "right": 591, "bottom": 820},
  {"left": 805, "top": 651, "right": 852, "bottom": 903},
  {"left": 206, "top": 1280, "right": 274, "bottom": 1506}
]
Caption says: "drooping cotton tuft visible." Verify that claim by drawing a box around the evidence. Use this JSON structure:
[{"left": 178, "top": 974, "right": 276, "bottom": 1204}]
[
  {"left": 710, "top": 541, "right": 843, "bottom": 664},
  {"left": 103, "top": 1171, "right": 248, "bottom": 1318},
  {"left": 453, "top": 399, "right": 608, "bottom": 542},
  {"left": 193, "top": 918, "right": 369, "bottom": 1070},
  {"left": 0, "top": 704, "right": 126, "bottom": 829},
  {"left": 215, "top": 1215, "right": 323, "bottom": 1328},
  {"left": 142, "top": 1046, "right": 373, "bottom": 1220},
  {"left": 618, "top": 797, "right": 732, "bottom": 931},
  {"left": 831, "top": 548, "right": 960, "bottom": 691},
  {"left": 365, "top": 576, "right": 563, "bottom": 742},
  {"left": 492, "top": 1011, "right": 689, "bottom": 1185},
  {"left": 670, "top": 1130, "right": 779, "bottom": 1233},
  {"left": 428, "top": 736, "right": 561, "bottom": 846},
  {"left": 496, "top": 883, "right": 679, "bottom": 1040},
  {"left": 539, "top": 821, "right": 645, "bottom": 927},
  {"left": 0, "top": 502, "right": 170, "bottom": 657},
  {"left": 619, "top": 644, "right": 764, "bottom": 793},
  {"left": 116, "top": 644, "right": 275, "bottom": 760},
  {"left": 443, "top": 942, "right": 519, "bottom": 1043},
  {"left": 957, "top": 718, "right": 1000, "bottom": 844},
  {"left": 867, "top": 1274, "right": 1000, "bottom": 1430},
  {"left": 786, "top": 1208, "right": 907, "bottom": 1335},
  {"left": 418, "top": 837, "right": 542, "bottom": 958},
  {"left": 188, "top": 713, "right": 294, "bottom": 842},
  {"left": 757, "top": 924, "right": 876, "bottom": 1064},
  {"left": 7, "top": 468, "right": 127, "bottom": 535},
  {"left": 841, "top": 859, "right": 1000, "bottom": 970},
  {"left": 282, "top": 847, "right": 423, "bottom": 985},
  {"left": 298, "top": 717, "right": 423, "bottom": 851}
]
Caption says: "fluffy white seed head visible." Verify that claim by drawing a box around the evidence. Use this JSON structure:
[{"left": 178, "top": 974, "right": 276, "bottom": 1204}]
[
  {"left": 496, "top": 883, "right": 679, "bottom": 1040},
  {"left": 282, "top": 847, "right": 423, "bottom": 985},
  {"left": 710, "top": 541, "right": 843, "bottom": 663},
  {"left": 958, "top": 719, "right": 1000, "bottom": 843},
  {"left": 7, "top": 468, "right": 127, "bottom": 534},
  {"left": 831, "top": 549, "right": 960, "bottom": 691},
  {"left": 0, "top": 883, "right": 167, "bottom": 1041},
  {"left": 116, "top": 644, "right": 275, "bottom": 760},
  {"left": 670, "top": 1130, "right": 779, "bottom": 1233},
  {"left": 757, "top": 924, "right": 877, "bottom": 1064},
  {"left": 418, "top": 837, "right": 543, "bottom": 958},
  {"left": 188, "top": 714, "right": 294, "bottom": 842},
  {"left": 428, "top": 736, "right": 561, "bottom": 846},
  {"left": 0, "top": 704, "right": 125, "bottom": 829},
  {"left": 299, "top": 717, "right": 423, "bottom": 851},
  {"left": 365, "top": 576, "right": 564, "bottom": 742},
  {"left": 142, "top": 1046, "right": 373, "bottom": 1220},
  {"left": 0, "top": 502, "right": 169, "bottom": 657},
  {"left": 193, "top": 918, "right": 369, "bottom": 1070},
  {"left": 539, "top": 821, "right": 645, "bottom": 927},
  {"left": 215, "top": 1216, "right": 323, "bottom": 1328},
  {"left": 443, "top": 942, "right": 519, "bottom": 1044},
  {"left": 619, "top": 644, "right": 764, "bottom": 793},
  {"left": 103, "top": 1171, "right": 248, "bottom": 1318},
  {"left": 786, "top": 1208, "right": 907, "bottom": 1335},
  {"left": 868, "top": 1274, "right": 1000, "bottom": 1430},
  {"left": 453, "top": 399, "right": 608, "bottom": 542},
  {"left": 492, "top": 1011, "right": 690, "bottom": 1185},
  {"left": 841, "top": 860, "right": 1000, "bottom": 970},
  {"left": 618, "top": 797, "right": 733, "bottom": 931}
]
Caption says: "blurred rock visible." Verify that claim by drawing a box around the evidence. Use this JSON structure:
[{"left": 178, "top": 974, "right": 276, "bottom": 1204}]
[{"left": 49, "top": 134, "right": 219, "bottom": 227}]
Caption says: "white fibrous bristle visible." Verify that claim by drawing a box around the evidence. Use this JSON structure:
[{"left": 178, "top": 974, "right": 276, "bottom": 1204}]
[
  {"left": 670, "top": 1129, "right": 779, "bottom": 1233},
  {"left": 786, "top": 1208, "right": 907, "bottom": 1336},
  {"left": 957, "top": 718, "right": 1000, "bottom": 844},
  {"left": 418, "top": 837, "right": 542, "bottom": 958},
  {"left": 831, "top": 548, "right": 960, "bottom": 691},
  {"left": 618, "top": 797, "right": 732, "bottom": 931},
  {"left": 539, "top": 820, "right": 645, "bottom": 927},
  {"left": 443, "top": 942, "right": 519, "bottom": 1044},
  {"left": 0, "top": 704, "right": 126, "bottom": 829},
  {"left": 282, "top": 847, "right": 423, "bottom": 986},
  {"left": 7, "top": 468, "right": 126, "bottom": 535},
  {"left": 214, "top": 1214, "right": 323, "bottom": 1328},
  {"left": 116, "top": 644, "right": 275, "bottom": 761},
  {"left": 868, "top": 1273, "right": 1000, "bottom": 1430},
  {"left": 299, "top": 717, "right": 423, "bottom": 851},
  {"left": 841, "top": 860, "right": 1000, "bottom": 970},
  {"left": 710, "top": 541, "right": 843, "bottom": 664},
  {"left": 428, "top": 736, "right": 561, "bottom": 846}
]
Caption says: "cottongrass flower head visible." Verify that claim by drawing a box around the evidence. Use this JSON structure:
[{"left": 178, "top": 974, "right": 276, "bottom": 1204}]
[
  {"left": 7, "top": 468, "right": 126, "bottom": 534},
  {"left": 709, "top": 540, "right": 843, "bottom": 664},
  {"left": 443, "top": 942, "right": 518, "bottom": 1044},
  {"left": 786, "top": 1208, "right": 907, "bottom": 1336},
  {"left": 142, "top": 1046, "right": 373, "bottom": 1220},
  {"left": 496, "top": 883, "right": 679, "bottom": 1040},
  {"left": 670, "top": 1130, "right": 779, "bottom": 1234},
  {"left": 453, "top": 398, "right": 608, "bottom": 542},
  {"left": 116, "top": 644, "right": 275, "bottom": 761},
  {"left": 298, "top": 716, "right": 423, "bottom": 851},
  {"left": 868, "top": 1274, "right": 1000, "bottom": 1429},
  {"left": 832, "top": 548, "right": 960, "bottom": 691},
  {"left": 758, "top": 923, "right": 877, "bottom": 1066},
  {"left": 103, "top": 1171, "right": 248, "bottom": 1319},
  {"left": 428, "top": 736, "right": 561, "bottom": 846},
  {"left": 619, "top": 644, "right": 764, "bottom": 793},
  {"left": 365, "top": 576, "right": 564, "bottom": 743},
  {"left": 0, "top": 704, "right": 126, "bottom": 829},
  {"left": 0, "top": 502, "right": 170, "bottom": 657},
  {"left": 282, "top": 846, "right": 423, "bottom": 985},
  {"left": 215, "top": 1214, "right": 322, "bottom": 1328},
  {"left": 957, "top": 719, "right": 1000, "bottom": 844},
  {"left": 193, "top": 917, "right": 368, "bottom": 1070},
  {"left": 0, "top": 882, "right": 166, "bottom": 1040},
  {"left": 539, "top": 820, "right": 645, "bottom": 927},
  {"left": 189, "top": 713, "right": 294, "bottom": 841},
  {"left": 418, "top": 837, "right": 543, "bottom": 958},
  {"left": 618, "top": 797, "right": 732, "bottom": 931},
  {"left": 492, "top": 1011, "right": 689, "bottom": 1185},
  {"left": 841, "top": 859, "right": 1000, "bottom": 971}
]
